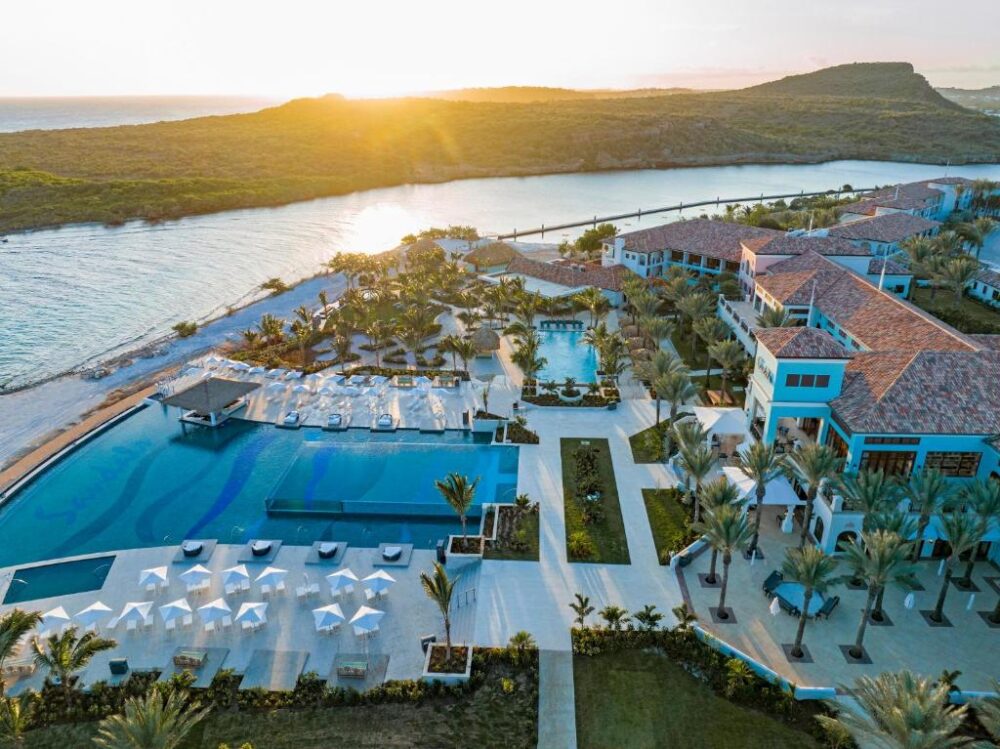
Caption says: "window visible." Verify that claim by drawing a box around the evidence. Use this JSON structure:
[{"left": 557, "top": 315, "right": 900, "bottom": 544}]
[
  {"left": 800, "top": 374, "right": 815, "bottom": 387},
  {"left": 924, "top": 452, "right": 981, "bottom": 478},
  {"left": 785, "top": 374, "right": 800, "bottom": 387},
  {"left": 859, "top": 450, "right": 916, "bottom": 476},
  {"left": 815, "top": 375, "right": 829, "bottom": 387},
  {"left": 863, "top": 436, "right": 920, "bottom": 445},
  {"left": 688, "top": 253, "right": 703, "bottom": 266},
  {"left": 825, "top": 427, "right": 849, "bottom": 459},
  {"left": 671, "top": 250, "right": 684, "bottom": 262}
]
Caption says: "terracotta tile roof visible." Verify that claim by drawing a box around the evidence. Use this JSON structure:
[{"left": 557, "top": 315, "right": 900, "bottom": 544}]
[
  {"left": 505, "top": 255, "right": 635, "bottom": 292},
  {"left": 873, "top": 182, "right": 944, "bottom": 201},
  {"left": 617, "top": 219, "right": 780, "bottom": 261},
  {"left": 976, "top": 268, "right": 1000, "bottom": 288},
  {"left": 832, "top": 351, "right": 1000, "bottom": 434},
  {"left": 927, "top": 176, "right": 973, "bottom": 185},
  {"left": 464, "top": 242, "right": 518, "bottom": 269},
  {"left": 970, "top": 335, "right": 1000, "bottom": 351},
  {"left": 748, "top": 234, "right": 871, "bottom": 256},
  {"left": 827, "top": 213, "right": 940, "bottom": 244},
  {"left": 754, "top": 327, "right": 851, "bottom": 359},
  {"left": 867, "top": 258, "right": 911, "bottom": 275},
  {"left": 839, "top": 195, "right": 930, "bottom": 216}
]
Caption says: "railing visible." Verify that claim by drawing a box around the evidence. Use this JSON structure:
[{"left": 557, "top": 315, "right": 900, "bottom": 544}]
[{"left": 454, "top": 588, "right": 477, "bottom": 610}]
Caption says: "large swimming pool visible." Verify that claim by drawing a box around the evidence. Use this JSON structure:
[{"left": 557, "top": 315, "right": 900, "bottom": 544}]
[
  {"left": 536, "top": 330, "right": 600, "bottom": 384},
  {"left": 0, "top": 405, "right": 518, "bottom": 567}
]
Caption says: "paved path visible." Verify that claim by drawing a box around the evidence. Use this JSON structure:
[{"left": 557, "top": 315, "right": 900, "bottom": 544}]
[{"left": 538, "top": 650, "right": 577, "bottom": 749}]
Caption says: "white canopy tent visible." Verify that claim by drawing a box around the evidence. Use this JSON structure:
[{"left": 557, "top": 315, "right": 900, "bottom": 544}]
[
  {"left": 721, "top": 466, "right": 804, "bottom": 507},
  {"left": 691, "top": 407, "right": 751, "bottom": 444}
]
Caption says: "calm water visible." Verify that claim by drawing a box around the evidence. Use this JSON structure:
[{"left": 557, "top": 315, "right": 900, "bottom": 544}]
[
  {"left": 0, "top": 96, "right": 276, "bottom": 132},
  {"left": 4, "top": 160, "right": 1000, "bottom": 389},
  {"left": 0, "top": 405, "right": 518, "bottom": 567},
  {"left": 537, "top": 331, "right": 600, "bottom": 384},
  {"left": 3, "top": 556, "right": 115, "bottom": 604}
]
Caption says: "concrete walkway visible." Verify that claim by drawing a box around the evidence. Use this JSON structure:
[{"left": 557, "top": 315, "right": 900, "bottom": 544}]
[{"left": 538, "top": 650, "right": 577, "bottom": 749}]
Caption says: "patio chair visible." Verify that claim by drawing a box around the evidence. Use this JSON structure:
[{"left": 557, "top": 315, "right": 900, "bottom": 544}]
[
  {"left": 762, "top": 571, "right": 783, "bottom": 596},
  {"left": 816, "top": 596, "right": 840, "bottom": 620}
]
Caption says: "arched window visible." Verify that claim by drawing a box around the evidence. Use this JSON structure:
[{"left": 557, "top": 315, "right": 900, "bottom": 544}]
[
  {"left": 835, "top": 530, "right": 858, "bottom": 553},
  {"left": 811, "top": 516, "right": 825, "bottom": 548}
]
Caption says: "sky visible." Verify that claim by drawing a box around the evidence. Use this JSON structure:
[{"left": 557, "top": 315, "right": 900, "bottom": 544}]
[{"left": 4, "top": 0, "right": 998, "bottom": 97}]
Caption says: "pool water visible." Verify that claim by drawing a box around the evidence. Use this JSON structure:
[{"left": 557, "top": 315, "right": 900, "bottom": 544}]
[
  {"left": 3, "top": 556, "right": 116, "bottom": 604},
  {"left": 0, "top": 405, "right": 518, "bottom": 566},
  {"left": 537, "top": 330, "right": 599, "bottom": 384}
]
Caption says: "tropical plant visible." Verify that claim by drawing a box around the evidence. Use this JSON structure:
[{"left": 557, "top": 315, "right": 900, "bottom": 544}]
[
  {"left": 784, "top": 444, "right": 841, "bottom": 549},
  {"left": 676, "top": 442, "right": 715, "bottom": 524},
  {"left": 632, "top": 604, "right": 664, "bottom": 631},
  {"left": 0, "top": 609, "right": 42, "bottom": 675},
  {"left": 694, "top": 503, "right": 753, "bottom": 620},
  {"left": 451, "top": 338, "right": 477, "bottom": 373},
  {"left": 93, "top": 688, "right": 210, "bottom": 749},
  {"left": 707, "top": 339, "right": 745, "bottom": 402},
  {"left": 692, "top": 316, "right": 728, "bottom": 383},
  {"left": 928, "top": 513, "right": 983, "bottom": 624},
  {"left": 675, "top": 293, "right": 716, "bottom": 358},
  {"left": 905, "top": 469, "right": 954, "bottom": 561},
  {"left": 32, "top": 627, "right": 116, "bottom": 698},
  {"left": 756, "top": 306, "right": 794, "bottom": 328},
  {"left": 671, "top": 603, "right": 698, "bottom": 632},
  {"left": 598, "top": 605, "right": 628, "bottom": 631},
  {"left": 817, "top": 671, "right": 971, "bottom": 749},
  {"left": 956, "top": 479, "right": 1000, "bottom": 589},
  {"left": 736, "top": 442, "right": 785, "bottom": 558},
  {"left": 507, "top": 630, "right": 536, "bottom": 663},
  {"left": 839, "top": 531, "right": 915, "bottom": 659},
  {"left": 434, "top": 473, "right": 479, "bottom": 539},
  {"left": 781, "top": 546, "right": 839, "bottom": 659},
  {"left": 574, "top": 287, "right": 611, "bottom": 327},
  {"left": 697, "top": 478, "right": 743, "bottom": 583},
  {"left": 835, "top": 469, "right": 897, "bottom": 529},
  {"left": 363, "top": 319, "right": 395, "bottom": 367},
  {"left": 420, "top": 562, "right": 459, "bottom": 660},
  {"left": 570, "top": 593, "right": 595, "bottom": 628},
  {"left": 256, "top": 313, "right": 285, "bottom": 345},
  {"left": 656, "top": 372, "right": 697, "bottom": 455},
  {"left": 0, "top": 696, "right": 31, "bottom": 746},
  {"left": 975, "top": 681, "right": 1000, "bottom": 744},
  {"left": 939, "top": 256, "right": 980, "bottom": 307}
]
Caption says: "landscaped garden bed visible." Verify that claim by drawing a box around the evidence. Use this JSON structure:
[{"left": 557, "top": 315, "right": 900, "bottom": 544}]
[
  {"left": 561, "top": 438, "right": 630, "bottom": 564},
  {"left": 641, "top": 488, "right": 698, "bottom": 565},
  {"left": 484, "top": 500, "right": 540, "bottom": 561},
  {"left": 628, "top": 421, "right": 673, "bottom": 463},
  {"left": 448, "top": 535, "right": 485, "bottom": 556}
]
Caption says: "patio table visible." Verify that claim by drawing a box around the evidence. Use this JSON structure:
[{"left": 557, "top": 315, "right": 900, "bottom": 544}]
[{"left": 773, "top": 582, "right": 825, "bottom": 617}]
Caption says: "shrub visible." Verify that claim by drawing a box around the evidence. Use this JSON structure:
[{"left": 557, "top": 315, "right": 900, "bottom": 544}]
[
  {"left": 172, "top": 321, "right": 197, "bottom": 338},
  {"left": 261, "top": 277, "right": 289, "bottom": 295},
  {"left": 568, "top": 532, "right": 595, "bottom": 559}
]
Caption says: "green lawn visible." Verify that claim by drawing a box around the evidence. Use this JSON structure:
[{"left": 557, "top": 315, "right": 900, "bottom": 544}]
[
  {"left": 485, "top": 507, "right": 541, "bottom": 561},
  {"left": 561, "top": 438, "right": 630, "bottom": 564},
  {"left": 910, "top": 286, "right": 1000, "bottom": 333},
  {"left": 668, "top": 330, "right": 723, "bottom": 390},
  {"left": 575, "top": 650, "right": 820, "bottom": 749},
  {"left": 629, "top": 422, "right": 670, "bottom": 463},
  {"left": 641, "top": 488, "right": 696, "bottom": 564}
]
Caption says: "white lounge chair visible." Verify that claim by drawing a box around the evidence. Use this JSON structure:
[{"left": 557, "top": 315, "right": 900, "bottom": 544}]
[
  {"left": 327, "top": 413, "right": 342, "bottom": 428},
  {"left": 376, "top": 413, "right": 394, "bottom": 429},
  {"left": 282, "top": 411, "right": 300, "bottom": 427}
]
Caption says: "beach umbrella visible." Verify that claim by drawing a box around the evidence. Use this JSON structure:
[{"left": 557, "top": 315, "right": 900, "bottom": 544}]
[
  {"left": 363, "top": 570, "right": 396, "bottom": 595},
  {"left": 138, "top": 566, "right": 168, "bottom": 589},
  {"left": 222, "top": 565, "right": 250, "bottom": 587},
  {"left": 179, "top": 564, "right": 212, "bottom": 586},
  {"left": 254, "top": 566, "right": 288, "bottom": 588},
  {"left": 230, "top": 361, "right": 251, "bottom": 372},
  {"left": 117, "top": 601, "right": 153, "bottom": 626},
  {"left": 158, "top": 598, "right": 192, "bottom": 625},
  {"left": 318, "top": 386, "right": 336, "bottom": 396},
  {"left": 326, "top": 568, "right": 359, "bottom": 592},
  {"left": 349, "top": 605, "right": 384, "bottom": 633},
  {"left": 74, "top": 602, "right": 111, "bottom": 627},
  {"left": 41, "top": 607, "right": 71, "bottom": 629},
  {"left": 197, "top": 598, "right": 231, "bottom": 624},
  {"left": 285, "top": 370, "right": 303, "bottom": 380},
  {"left": 312, "top": 604, "right": 345, "bottom": 631},
  {"left": 266, "top": 368, "right": 285, "bottom": 379},
  {"left": 248, "top": 366, "right": 267, "bottom": 375},
  {"left": 235, "top": 602, "right": 268, "bottom": 626},
  {"left": 305, "top": 373, "right": 324, "bottom": 382},
  {"left": 205, "top": 356, "right": 223, "bottom": 366},
  {"left": 768, "top": 597, "right": 781, "bottom": 617}
]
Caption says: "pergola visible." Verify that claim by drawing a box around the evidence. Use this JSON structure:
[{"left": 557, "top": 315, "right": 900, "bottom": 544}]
[{"left": 162, "top": 377, "right": 260, "bottom": 427}]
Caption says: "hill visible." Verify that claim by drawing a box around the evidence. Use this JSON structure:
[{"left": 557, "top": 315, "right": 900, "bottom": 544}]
[
  {"left": 421, "top": 86, "right": 695, "bottom": 102},
  {"left": 937, "top": 85, "right": 1000, "bottom": 113},
  {"left": 1, "top": 62, "right": 998, "bottom": 234}
]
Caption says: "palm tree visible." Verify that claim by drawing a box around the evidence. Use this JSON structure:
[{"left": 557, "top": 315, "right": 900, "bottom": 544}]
[
  {"left": 0, "top": 696, "right": 30, "bottom": 746},
  {"left": 240, "top": 328, "right": 260, "bottom": 349},
  {"left": 632, "top": 605, "right": 664, "bottom": 631},
  {"left": 658, "top": 371, "right": 697, "bottom": 442},
  {"left": 364, "top": 320, "right": 394, "bottom": 368},
  {"left": 737, "top": 442, "right": 786, "bottom": 558},
  {"left": 756, "top": 306, "right": 794, "bottom": 328},
  {"left": 641, "top": 317, "right": 675, "bottom": 353},
  {"left": 32, "top": 627, "right": 116, "bottom": 698},
  {"left": 929, "top": 513, "right": 982, "bottom": 624},
  {"left": 781, "top": 546, "right": 838, "bottom": 659},
  {"left": 420, "top": 562, "right": 459, "bottom": 660},
  {"left": 435, "top": 473, "right": 478, "bottom": 539},
  {"left": 437, "top": 333, "right": 461, "bottom": 370},
  {"left": 698, "top": 478, "right": 743, "bottom": 584},
  {"left": 707, "top": 339, "right": 745, "bottom": 403},
  {"left": 569, "top": 593, "right": 594, "bottom": 628},
  {"left": 0, "top": 609, "right": 42, "bottom": 676},
  {"left": 452, "top": 338, "right": 477, "bottom": 374},
  {"left": 693, "top": 317, "right": 728, "bottom": 384},
  {"left": 817, "top": 671, "right": 970, "bottom": 749},
  {"left": 515, "top": 292, "right": 543, "bottom": 328},
  {"left": 675, "top": 293, "right": 716, "bottom": 359},
  {"left": 676, "top": 442, "right": 715, "bottom": 524},
  {"left": 976, "top": 680, "right": 1000, "bottom": 744},
  {"left": 256, "top": 313, "right": 285, "bottom": 345},
  {"left": 694, "top": 504, "right": 753, "bottom": 620},
  {"left": 93, "top": 688, "right": 210, "bottom": 749},
  {"left": 650, "top": 373, "right": 675, "bottom": 426},
  {"left": 835, "top": 470, "right": 897, "bottom": 530},
  {"left": 784, "top": 444, "right": 841, "bottom": 549},
  {"left": 939, "top": 256, "right": 980, "bottom": 307},
  {"left": 671, "top": 603, "right": 698, "bottom": 632},
  {"left": 839, "top": 531, "right": 915, "bottom": 659},
  {"left": 636, "top": 349, "right": 687, "bottom": 385},
  {"left": 905, "top": 469, "right": 953, "bottom": 561},
  {"left": 598, "top": 605, "right": 628, "bottom": 631},
  {"left": 957, "top": 479, "right": 1000, "bottom": 589},
  {"left": 290, "top": 318, "right": 312, "bottom": 364}
]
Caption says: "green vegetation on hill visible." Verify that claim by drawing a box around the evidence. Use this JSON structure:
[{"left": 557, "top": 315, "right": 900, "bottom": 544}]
[
  {"left": 423, "top": 86, "right": 695, "bottom": 102},
  {"left": 1, "top": 62, "right": 998, "bottom": 233}
]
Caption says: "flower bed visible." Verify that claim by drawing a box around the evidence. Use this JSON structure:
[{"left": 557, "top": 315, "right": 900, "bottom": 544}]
[
  {"left": 484, "top": 502, "right": 540, "bottom": 561},
  {"left": 561, "top": 438, "right": 630, "bottom": 564},
  {"left": 641, "top": 487, "right": 698, "bottom": 565}
]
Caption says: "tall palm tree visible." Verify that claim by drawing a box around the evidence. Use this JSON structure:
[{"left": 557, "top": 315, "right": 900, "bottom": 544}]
[
  {"left": 437, "top": 333, "right": 461, "bottom": 371},
  {"left": 694, "top": 504, "right": 753, "bottom": 620},
  {"left": 420, "top": 562, "right": 459, "bottom": 660},
  {"left": 573, "top": 287, "right": 609, "bottom": 327},
  {"left": 0, "top": 609, "right": 42, "bottom": 676},
  {"left": 93, "top": 688, "right": 210, "bottom": 749},
  {"left": 641, "top": 317, "right": 675, "bottom": 353},
  {"left": 452, "top": 338, "right": 477, "bottom": 374},
  {"left": 636, "top": 349, "right": 687, "bottom": 385},
  {"left": 675, "top": 293, "right": 716, "bottom": 359},
  {"left": 0, "top": 696, "right": 31, "bottom": 747},
  {"left": 905, "top": 469, "right": 953, "bottom": 561},
  {"left": 737, "top": 441, "right": 786, "bottom": 557},
  {"left": 693, "top": 317, "right": 728, "bottom": 382},
  {"left": 939, "top": 256, "right": 980, "bottom": 307},
  {"left": 784, "top": 444, "right": 841, "bottom": 549},
  {"left": 835, "top": 470, "right": 897, "bottom": 530},
  {"left": 976, "top": 680, "right": 1000, "bottom": 744},
  {"left": 817, "top": 671, "right": 970, "bottom": 749},
  {"left": 929, "top": 513, "right": 983, "bottom": 624},
  {"left": 676, "top": 442, "right": 715, "bottom": 524},
  {"left": 32, "top": 627, "right": 116, "bottom": 698},
  {"left": 659, "top": 370, "right": 697, "bottom": 432},
  {"left": 364, "top": 320, "right": 394, "bottom": 368},
  {"left": 697, "top": 478, "right": 743, "bottom": 584},
  {"left": 839, "top": 531, "right": 915, "bottom": 659},
  {"left": 707, "top": 339, "right": 745, "bottom": 403},
  {"left": 781, "top": 546, "right": 839, "bottom": 659},
  {"left": 957, "top": 479, "right": 1000, "bottom": 589},
  {"left": 435, "top": 473, "right": 478, "bottom": 539},
  {"left": 756, "top": 306, "right": 794, "bottom": 328}
]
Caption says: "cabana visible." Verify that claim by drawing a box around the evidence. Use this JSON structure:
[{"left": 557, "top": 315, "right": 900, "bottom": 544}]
[{"left": 162, "top": 377, "right": 260, "bottom": 427}]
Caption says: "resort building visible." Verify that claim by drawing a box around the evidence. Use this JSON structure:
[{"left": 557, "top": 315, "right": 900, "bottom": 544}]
[
  {"left": 813, "top": 212, "right": 940, "bottom": 256},
  {"left": 836, "top": 177, "right": 974, "bottom": 222},
  {"left": 969, "top": 267, "right": 1000, "bottom": 308},
  {"left": 487, "top": 255, "right": 634, "bottom": 306}
]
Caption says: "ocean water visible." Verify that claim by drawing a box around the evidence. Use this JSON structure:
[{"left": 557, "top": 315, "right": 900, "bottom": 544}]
[
  {"left": 3, "top": 159, "right": 1000, "bottom": 390},
  {"left": 0, "top": 96, "right": 276, "bottom": 132}
]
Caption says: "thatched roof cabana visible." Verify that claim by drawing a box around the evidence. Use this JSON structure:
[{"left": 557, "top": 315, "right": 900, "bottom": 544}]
[{"left": 471, "top": 327, "right": 501, "bottom": 354}]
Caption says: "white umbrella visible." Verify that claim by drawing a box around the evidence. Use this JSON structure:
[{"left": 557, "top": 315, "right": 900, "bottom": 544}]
[
  {"left": 158, "top": 598, "right": 192, "bottom": 624},
  {"left": 363, "top": 569, "right": 396, "bottom": 594},
  {"left": 349, "top": 605, "right": 384, "bottom": 633},
  {"left": 117, "top": 601, "right": 153, "bottom": 626},
  {"left": 318, "top": 386, "right": 336, "bottom": 396},
  {"left": 179, "top": 564, "right": 212, "bottom": 585},
  {"left": 197, "top": 598, "right": 231, "bottom": 623},
  {"left": 138, "top": 566, "right": 168, "bottom": 589},
  {"left": 326, "top": 568, "right": 359, "bottom": 592},
  {"left": 41, "top": 607, "right": 71, "bottom": 628},
  {"left": 255, "top": 566, "right": 288, "bottom": 587},
  {"left": 248, "top": 366, "right": 267, "bottom": 375},
  {"left": 235, "top": 602, "right": 268, "bottom": 625},
  {"left": 266, "top": 368, "right": 286, "bottom": 379},
  {"left": 74, "top": 602, "right": 111, "bottom": 627},
  {"left": 312, "top": 604, "right": 345, "bottom": 630},
  {"left": 305, "top": 373, "right": 324, "bottom": 382},
  {"left": 285, "top": 370, "right": 303, "bottom": 380},
  {"left": 768, "top": 597, "right": 781, "bottom": 617},
  {"left": 222, "top": 565, "right": 250, "bottom": 586},
  {"left": 230, "top": 361, "right": 251, "bottom": 372}
]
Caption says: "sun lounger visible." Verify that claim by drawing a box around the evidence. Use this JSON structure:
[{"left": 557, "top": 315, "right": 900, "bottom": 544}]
[
  {"left": 762, "top": 570, "right": 783, "bottom": 596},
  {"left": 381, "top": 546, "right": 402, "bottom": 562},
  {"left": 327, "top": 413, "right": 343, "bottom": 428},
  {"left": 816, "top": 595, "right": 840, "bottom": 620},
  {"left": 281, "top": 411, "right": 300, "bottom": 427},
  {"left": 376, "top": 413, "right": 394, "bottom": 429}
]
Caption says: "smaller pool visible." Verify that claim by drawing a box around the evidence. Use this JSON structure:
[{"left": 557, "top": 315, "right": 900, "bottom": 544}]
[
  {"left": 4, "top": 556, "right": 116, "bottom": 604},
  {"left": 537, "top": 330, "right": 599, "bottom": 384}
]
